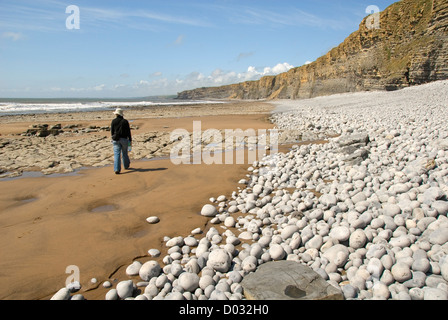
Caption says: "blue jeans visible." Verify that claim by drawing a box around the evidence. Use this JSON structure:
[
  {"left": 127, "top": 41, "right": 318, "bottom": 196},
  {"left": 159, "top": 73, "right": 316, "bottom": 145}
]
[{"left": 113, "top": 138, "right": 130, "bottom": 172}]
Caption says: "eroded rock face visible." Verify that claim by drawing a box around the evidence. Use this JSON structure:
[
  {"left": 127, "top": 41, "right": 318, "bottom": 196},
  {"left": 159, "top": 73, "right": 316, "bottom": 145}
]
[{"left": 178, "top": 0, "right": 448, "bottom": 100}]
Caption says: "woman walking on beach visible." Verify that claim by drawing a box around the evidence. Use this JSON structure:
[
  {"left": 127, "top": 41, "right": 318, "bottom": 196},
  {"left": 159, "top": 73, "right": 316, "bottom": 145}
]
[{"left": 111, "top": 108, "right": 132, "bottom": 174}]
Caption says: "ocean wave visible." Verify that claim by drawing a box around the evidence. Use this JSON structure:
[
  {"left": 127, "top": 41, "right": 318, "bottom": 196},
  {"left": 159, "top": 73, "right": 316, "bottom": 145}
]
[{"left": 0, "top": 99, "right": 225, "bottom": 116}]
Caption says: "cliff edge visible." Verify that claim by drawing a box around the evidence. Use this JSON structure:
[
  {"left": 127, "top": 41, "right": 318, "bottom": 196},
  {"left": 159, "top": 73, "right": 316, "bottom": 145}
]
[{"left": 177, "top": 0, "right": 448, "bottom": 100}]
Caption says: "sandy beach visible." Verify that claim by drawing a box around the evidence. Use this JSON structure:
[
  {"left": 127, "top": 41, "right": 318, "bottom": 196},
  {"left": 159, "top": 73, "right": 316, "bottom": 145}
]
[{"left": 0, "top": 101, "right": 276, "bottom": 300}]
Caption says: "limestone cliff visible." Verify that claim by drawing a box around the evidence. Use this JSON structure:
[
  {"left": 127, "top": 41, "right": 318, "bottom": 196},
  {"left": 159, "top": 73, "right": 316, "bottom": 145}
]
[{"left": 177, "top": 0, "right": 448, "bottom": 100}]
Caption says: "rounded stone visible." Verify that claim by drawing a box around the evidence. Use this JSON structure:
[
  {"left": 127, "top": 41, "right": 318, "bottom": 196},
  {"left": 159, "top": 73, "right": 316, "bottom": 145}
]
[
  {"left": 412, "top": 259, "right": 430, "bottom": 273},
  {"left": 228, "top": 270, "right": 243, "bottom": 283},
  {"left": 440, "top": 258, "right": 448, "bottom": 282},
  {"left": 383, "top": 203, "right": 401, "bottom": 217},
  {"left": 322, "top": 244, "right": 349, "bottom": 268},
  {"left": 166, "top": 236, "right": 184, "bottom": 247},
  {"left": 409, "top": 288, "right": 424, "bottom": 300},
  {"left": 424, "top": 288, "right": 448, "bottom": 300},
  {"left": 320, "top": 194, "right": 337, "bottom": 207},
  {"left": 146, "top": 216, "right": 160, "bottom": 224},
  {"left": 391, "top": 263, "right": 412, "bottom": 282},
  {"left": 201, "top": 204, "right": 218, "bottom": 217},
  {"left": 207, "top": 249, "right": 231, "bottom": 272},
  {"left": 50, "top": 288, "right": 70, "bottom": 300},
  {"left": 308, "top": 209, "right": 324, "bottom": 220},
  {"left": 226, "top": 235, "right": 240, "bottom": 246},
  {"left": 178, "top": 272, "right": 200, "bottom": 292},
  {"left": 155, "top": 274, "right": 168, "bottom": 288},
  {"left": 199, "top": 275, "right": 215, "bottom": 290},
  {"left": 372, "top": 282, "right": 390, "bottom": 299},
  {"left": 170, "top": 263, "right": 184, "bottom": 277},
  {"left": 389, "top": 183, "right": 410, "bottom": 194},
  {"left": 389, "top": 235, "right": 412, "bottom": 248},
  {"left": 349, "top": 229, "right": 367, "bottom": 249},
  {"left": 139, "top": 261, "right": 161, "bottom": 281},
  {"left": 239, "top": 231, "right": 253, "bottom": 240},
  {"left": 269, "top": 244, "right": 286, "bottom": 261},
  {"left": 351, "top": 192, "right": 367, "bottom": 204},
  {"left": 428, "top": 228, "right": 448, "bottom": 245},
  {"left": 242, "top": 255, "right": 258, "bottom": 272},
  {"left": 224, "top": 216, "right": 236, "bottom": 228},
  {"left": 184, "top": 236, "right": 198, "bottom": 247},
  {"left": 330, "top": 226, "right": 351, "bottom": 242},
  {"left": 116, "top": 280, "right": 134, "bottom": 299},
  {"left": 280, "top": 225, "right": 299, "bottom": 240},
  {"left": 306, "top": 235, "right": 323, "bottom": 250},
  {"left": 148, "top": 248, "right": 161, "bottom": 257},
  {"left": 422, "top": 187, "right": 444, "bottom": 203},
  {"left": 370, "top": 218, "right": 385, "bottom": 229},
  {"left": 342, "top": 284, "right": 358, "bottom": 299},
  {"left": 249, "top": 243, "right": 263, "bottom": 259},
  {"left": 165, "top": 291, "right": 185, "bottom": 300},
  {"left": 126, "top": 261, "right": 142, "bottom": 276},
  {"left": 105, "top": 289, "right": 118, "bottom": 300},
  {"left": 253, "top": 184, "right": 263, "bottom": 195},
  {"left": 432, "top": 201, "right": 448, "bottom": 216},
  {"left": 366, "top": 244, "right": 387, "bottom": 259}
]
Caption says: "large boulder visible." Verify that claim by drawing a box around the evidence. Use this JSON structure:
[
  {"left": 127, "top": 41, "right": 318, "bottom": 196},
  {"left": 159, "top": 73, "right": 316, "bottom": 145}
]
[{"left": 241, "top": 261, "right": 343, "bottom": 300}]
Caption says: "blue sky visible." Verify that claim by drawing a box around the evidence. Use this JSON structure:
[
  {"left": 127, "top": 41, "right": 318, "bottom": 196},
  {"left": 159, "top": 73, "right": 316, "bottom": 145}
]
[{"left": 0, "top": 0, "right": 397, "bottom": 98}]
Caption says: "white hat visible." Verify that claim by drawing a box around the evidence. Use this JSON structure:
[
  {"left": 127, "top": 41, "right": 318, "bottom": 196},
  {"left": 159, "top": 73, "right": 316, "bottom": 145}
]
[{"left": 113, "top": 108, "right": 124, "bottom": 116}]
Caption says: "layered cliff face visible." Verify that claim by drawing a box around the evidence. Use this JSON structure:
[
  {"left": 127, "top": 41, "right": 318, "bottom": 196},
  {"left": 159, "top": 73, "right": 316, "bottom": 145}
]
[{"left": 178, "top": 0, "right": 448, "bottom": 100}]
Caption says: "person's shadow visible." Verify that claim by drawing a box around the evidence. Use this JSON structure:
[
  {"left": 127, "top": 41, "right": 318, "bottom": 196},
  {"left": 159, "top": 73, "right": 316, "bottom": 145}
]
[{"left": 121, "top": 167, "right": 167, "bottom": 175}]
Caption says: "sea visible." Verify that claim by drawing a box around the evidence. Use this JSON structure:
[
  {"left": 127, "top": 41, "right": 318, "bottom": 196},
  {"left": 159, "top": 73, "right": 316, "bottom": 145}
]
[{"left": 0, "top": 96, "right": 223, "bottom": 116}]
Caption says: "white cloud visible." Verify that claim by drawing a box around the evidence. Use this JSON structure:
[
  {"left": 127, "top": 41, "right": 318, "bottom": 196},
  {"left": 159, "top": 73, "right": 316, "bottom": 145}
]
[
  {"left": 267, "top": 62, "right": 295, "bottom": 75},
  {"left": 129, "top": 62, "right": 295, "bottom": 95},
  {"left": 236, "top": 51, "right": 255, "bottom": 61},
  {"left": 172, "top": 34, "right": 185, "bottom": 46},
  {"left": 93, "top": 84, "right": 106, "bottom": 91},
  {"left": 234, "top": 63, "right": 294, "bottom": 82},
  {"left": 164, "top": 62, "right": 295, "bottom": 93},
  {"left": 1, "top": 31, "right": 24, "bottom": 41}
]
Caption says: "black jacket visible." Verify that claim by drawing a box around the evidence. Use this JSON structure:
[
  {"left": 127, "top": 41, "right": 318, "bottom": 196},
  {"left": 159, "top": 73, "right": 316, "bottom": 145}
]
[{"left": 111, "top": 116, "right": 132, "bottom": 142}]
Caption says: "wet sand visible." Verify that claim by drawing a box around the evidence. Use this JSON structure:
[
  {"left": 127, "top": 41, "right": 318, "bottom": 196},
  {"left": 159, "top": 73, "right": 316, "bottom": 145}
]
[{"left": 0, "top": 102, "right": 276, "bottom": 300}]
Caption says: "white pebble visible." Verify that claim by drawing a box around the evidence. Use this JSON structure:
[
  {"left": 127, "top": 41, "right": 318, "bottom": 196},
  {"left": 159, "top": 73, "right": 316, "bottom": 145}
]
[
  {"left": 126, "top": 261, "right": 142, "bottom": 276},
  {"left": 116, "top": 280, "right": 134, "bottom": 299},
  {"left": 201, "top": 204, "right": 218, "bottom": 217},
  {"left": 391, "top": 263, "right": 412, "bottom": 282},
  {"left": 146, "top": 216, "right": 160, "bottom": 224}
]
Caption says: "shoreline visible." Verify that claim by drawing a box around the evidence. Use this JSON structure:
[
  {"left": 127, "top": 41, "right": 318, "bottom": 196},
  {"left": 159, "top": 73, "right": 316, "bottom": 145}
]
[{"left": 0, "top": 101, "right": 275, "bottom": 179}]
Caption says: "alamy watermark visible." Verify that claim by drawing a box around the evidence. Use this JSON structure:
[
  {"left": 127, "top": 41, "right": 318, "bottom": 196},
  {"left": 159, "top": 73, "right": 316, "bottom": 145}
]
[
  {"left": 66, "top": 5, "right": 80, "bottom": 30},
  {"left": 169, "top": 121, "right": 279, "bottom": 165},
  {"left": 63, "top": 5, "right": 380, "bottom": 31},
  {"left": 65, "top": 265, "right": 80, "bottom": 287},
  {"left": 366, "top": 5, "right": 381, "bottom": 30}
]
